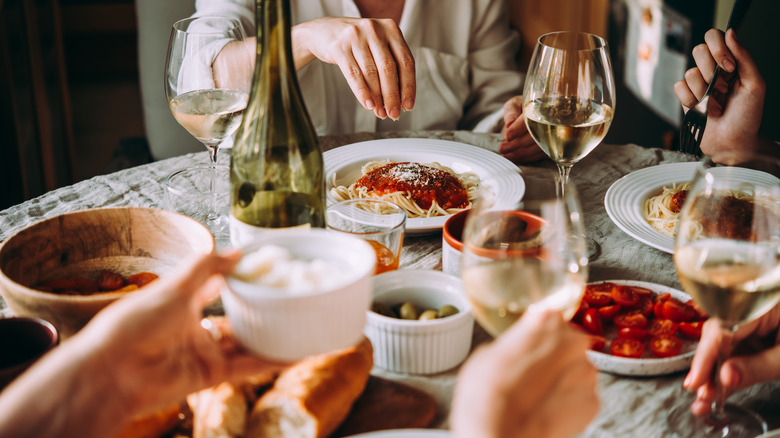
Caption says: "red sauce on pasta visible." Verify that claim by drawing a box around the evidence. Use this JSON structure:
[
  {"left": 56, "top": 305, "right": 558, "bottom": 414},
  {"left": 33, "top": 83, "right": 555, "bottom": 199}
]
[{"left": 355, "top": 162, "right": 469, "bottom": 210}]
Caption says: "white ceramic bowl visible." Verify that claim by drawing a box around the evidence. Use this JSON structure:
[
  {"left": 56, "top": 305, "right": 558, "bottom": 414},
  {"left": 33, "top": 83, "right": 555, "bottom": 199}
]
[
  {"left": 365, "top": 270, "right": 474, "bottom": 374},
  {"left": 222, "top": 229, "right": 376, "bottom": 362}
]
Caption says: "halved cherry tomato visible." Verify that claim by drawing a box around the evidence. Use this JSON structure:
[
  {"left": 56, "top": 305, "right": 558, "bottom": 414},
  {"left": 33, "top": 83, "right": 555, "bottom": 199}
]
[
  {"left": 571, "top": 299, "right": 590, "bottom": 323},
  {"left": 611, "top": 285, "right": 640, "bottom": 307},
  {"left": 662, "top": 298, "right": 696, "bottom": 322},
  {"left": 648, "top": 318, "right": 678, "bottom": 336},
  {"left": 653, "top": 300, "right": 666, "bottom": 319},
  {"left": 624, "top": 295, "right": 654, "bottom": 316},
  {"left": 597, "top": 304, "right": 622, "bottom": 321},
  {"left": 614, "top": 312, "right": 648, "bottom": 329},
  {"left": 584, "top": 283, "right": 615, "bottom": 306},
  {"left": 678, "top": 321, "right": 704, "bottom": 339},
  {"left": 582, "top": 308, "right": 605, "bottom": 336},
  {"left": 629, "top": 286, "right": 654, "bottom": 296},
  {"left": 610, "top": 338, "right": 645, "bottom": 358},
  {"left": 649, "top": 334, "right": 683, "bottom": 358},
  {"left": 686, "top": 300, "right": 709, "bottom": 321},
  {"left": 588, "top": 335, "right": 606, "bottom": 352},
  {"left": 618, "top": 327, "right": 649, "bottom": 341}
]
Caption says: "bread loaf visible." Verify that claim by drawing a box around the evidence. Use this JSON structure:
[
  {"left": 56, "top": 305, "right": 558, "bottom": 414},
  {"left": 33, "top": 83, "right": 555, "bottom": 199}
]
[{"left": 246, "top": 338, "right": 373, "bottom": 438}]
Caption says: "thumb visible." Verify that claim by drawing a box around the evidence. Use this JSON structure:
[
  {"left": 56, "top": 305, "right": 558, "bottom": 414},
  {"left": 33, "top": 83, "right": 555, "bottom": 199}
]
[
  {"left": 724, "top": 29, "right": 763, "bottom": 91},
  {"left": 722, "top": 346, "right": 780, "bottom": 392}
]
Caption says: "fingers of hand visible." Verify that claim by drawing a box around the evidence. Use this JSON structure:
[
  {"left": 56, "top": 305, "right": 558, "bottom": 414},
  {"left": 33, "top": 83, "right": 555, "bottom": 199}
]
[
  {"left": 683, "top": 67, "right": 709, "bottom": 102},
  {"left": 684, "top": 319, "right": 721, "bottom": 390},
  {"left": 726, "top": 346, "right": 780, "bottom": 391},
  {"left": 691, "top": 43, "right": 718, "bottom": 82},
  {"left": 674, "top": 79, "right": 698, "bottom": 108},
  {"left": 703, "top": 29, "right": 734, "bottom": 73},
  {"left": 724, "top": 29, "right": 766, "bottom": 94},
  {"left": 384, "top": 26, "right": 415, "bottom": 112}
]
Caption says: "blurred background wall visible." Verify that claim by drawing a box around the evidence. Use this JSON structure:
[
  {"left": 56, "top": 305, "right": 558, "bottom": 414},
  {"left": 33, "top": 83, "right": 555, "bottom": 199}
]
[{"left": 1, "top": 0, "right": 734, "bottom": 210}]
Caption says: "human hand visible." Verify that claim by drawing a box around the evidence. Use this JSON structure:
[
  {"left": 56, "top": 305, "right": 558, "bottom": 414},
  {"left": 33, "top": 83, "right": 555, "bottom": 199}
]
[
  {"left": 213, "top": 38, "right": 255, "bottom": 92},
  {"left": 292, "top": 17, "right": 416, "bottom": 120},
  {"left": 77, "top": 251, "right": 287, "bottom": 418},
  {"left": 683, "top": 304, "right": 780, "bottom": 417},
  {"left": 450, "top": 309, "right": 599, "bottom": 438},
  {"left": 673, "top": 29, "right": 766, "bottom": 158},
  {"left": 500, "top": 96, "right": 547, "bottom": 163}
]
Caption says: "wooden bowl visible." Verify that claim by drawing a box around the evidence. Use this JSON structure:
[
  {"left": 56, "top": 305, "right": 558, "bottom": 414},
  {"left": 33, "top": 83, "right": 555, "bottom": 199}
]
[{"left": 0, "top": 207, "right": 215, "bottom": 338}]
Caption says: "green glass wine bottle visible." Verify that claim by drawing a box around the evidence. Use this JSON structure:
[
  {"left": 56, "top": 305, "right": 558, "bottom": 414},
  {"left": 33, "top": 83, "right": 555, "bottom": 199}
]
[{"left": 229, "top": 0, "right": 325, "bottom": 247}]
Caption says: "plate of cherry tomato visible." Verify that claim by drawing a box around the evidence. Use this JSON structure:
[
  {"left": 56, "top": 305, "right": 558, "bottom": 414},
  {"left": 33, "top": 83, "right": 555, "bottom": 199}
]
[{"left": 571, "top": 280, "right": 708, "bottom": 376}]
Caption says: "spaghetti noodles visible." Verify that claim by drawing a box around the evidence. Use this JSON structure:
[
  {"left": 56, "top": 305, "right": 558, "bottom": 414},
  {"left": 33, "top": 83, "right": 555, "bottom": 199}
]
[
  {"left": 643, "top": 183, "right": 690, "bottom": 238},
  {"left": 331, "top": 161, "right": 480, "bottom": 218}
]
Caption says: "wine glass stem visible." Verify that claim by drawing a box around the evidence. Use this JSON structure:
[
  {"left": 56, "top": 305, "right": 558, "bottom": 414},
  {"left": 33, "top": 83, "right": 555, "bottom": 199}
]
[
  {"left": 556, "top": 164, "right": 573, "bottom": 195},
  {"left": 709, "top": 322, "right": 736, "bottom": 428}
]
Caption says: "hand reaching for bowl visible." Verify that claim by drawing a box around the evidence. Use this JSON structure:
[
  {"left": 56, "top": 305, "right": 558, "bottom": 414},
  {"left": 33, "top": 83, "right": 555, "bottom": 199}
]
[
  {"left": 450, "top": 309, "right": 599, "bottom": 438},
  {"left": 0, "top": 252, "right": 287, "bottom": 438}
]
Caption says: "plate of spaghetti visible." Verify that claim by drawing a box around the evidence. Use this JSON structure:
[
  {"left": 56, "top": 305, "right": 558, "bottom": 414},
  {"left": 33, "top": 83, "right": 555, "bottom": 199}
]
[
  {"left": 604, "top": 162, "right": 698, "bottom": 253},
  {"left": 324, "top": 139, "right": 524, "bottom": 234}
]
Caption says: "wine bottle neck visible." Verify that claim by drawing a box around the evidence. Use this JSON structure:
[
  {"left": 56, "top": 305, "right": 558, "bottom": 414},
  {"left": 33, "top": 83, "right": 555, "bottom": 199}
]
[{"left": 256, "top": 0, "right": 296, "bottom": 79}]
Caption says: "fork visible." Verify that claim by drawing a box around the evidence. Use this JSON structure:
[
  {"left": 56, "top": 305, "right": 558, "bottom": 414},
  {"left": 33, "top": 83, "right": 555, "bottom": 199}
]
[{"left": 678, "top": 0, "right": 753, "bottom": 156}]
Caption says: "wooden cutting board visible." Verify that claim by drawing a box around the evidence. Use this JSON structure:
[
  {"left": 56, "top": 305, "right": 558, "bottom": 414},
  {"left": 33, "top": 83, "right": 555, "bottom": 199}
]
[
  {"left": 332, "top": 375, "right": 439, "bottom": 437},
  {"left": 114, "top": 375, "right": 438, "bottom": 438}
]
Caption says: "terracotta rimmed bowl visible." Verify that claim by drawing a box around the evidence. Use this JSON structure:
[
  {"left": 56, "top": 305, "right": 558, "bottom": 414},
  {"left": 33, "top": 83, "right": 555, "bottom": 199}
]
[{"left": 0, "top": 207, "right": 215, "bottom": 339}]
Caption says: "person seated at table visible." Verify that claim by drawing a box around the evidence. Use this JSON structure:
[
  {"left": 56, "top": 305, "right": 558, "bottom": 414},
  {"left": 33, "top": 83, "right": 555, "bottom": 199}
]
[
  {"left": 683, "top": 303, "right": 780, "bottom": 418},
  {"left": 0, "top": 252, "right": 598, "bottom": 438},
  {"left": 193, "top": 0, "right": 545, "bottom": 164},
  {"left": 673, "top": 27, "right": 779, "bottom": 159}
]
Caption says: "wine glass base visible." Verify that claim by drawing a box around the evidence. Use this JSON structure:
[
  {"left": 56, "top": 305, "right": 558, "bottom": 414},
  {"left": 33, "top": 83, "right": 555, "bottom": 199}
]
[{"left": 666, "top": 401, "right": 767, "bottom": 438}]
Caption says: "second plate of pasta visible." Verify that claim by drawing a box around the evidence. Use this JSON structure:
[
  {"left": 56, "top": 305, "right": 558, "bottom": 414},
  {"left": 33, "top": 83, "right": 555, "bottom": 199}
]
[
  {"left": 604, "top": 162, "right": 698, "bottom": 254},
  {"left": 324, "top": 138, "right": 524, "bottom": 235}
]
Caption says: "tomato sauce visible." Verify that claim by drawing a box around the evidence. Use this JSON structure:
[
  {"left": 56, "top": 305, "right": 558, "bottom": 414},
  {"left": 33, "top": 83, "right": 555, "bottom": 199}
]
[{"left": 355, "top": 162, "right": 469, "bottom": 210}]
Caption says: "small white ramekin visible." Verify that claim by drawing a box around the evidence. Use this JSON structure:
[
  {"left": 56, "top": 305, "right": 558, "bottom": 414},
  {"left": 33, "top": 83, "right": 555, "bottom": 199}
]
[
  {"left": 365, "top": 270, "right": 474, "bottom": 374},
  {"left": 222, "top": 229, "right": 376, "bottom": 362}
]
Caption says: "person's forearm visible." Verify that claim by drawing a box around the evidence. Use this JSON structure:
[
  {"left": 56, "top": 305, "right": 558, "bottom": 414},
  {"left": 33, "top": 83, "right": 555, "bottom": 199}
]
[
  {"left": 0, "top": 336, "right": 131, "bottom": 438},
  {"left": 291, "top": 23, "right": 317, "bottom": 71}
]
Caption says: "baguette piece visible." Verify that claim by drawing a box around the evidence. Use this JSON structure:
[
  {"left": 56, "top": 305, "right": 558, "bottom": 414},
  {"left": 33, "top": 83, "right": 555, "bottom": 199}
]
[{"left": 246, "top": 338, "right": 373, "bottom": 438}]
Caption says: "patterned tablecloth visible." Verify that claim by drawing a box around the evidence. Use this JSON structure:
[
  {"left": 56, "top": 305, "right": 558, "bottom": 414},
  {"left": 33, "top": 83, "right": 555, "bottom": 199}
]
[{"left": 2, "top": 130, "right": 779, "bottom": 437}]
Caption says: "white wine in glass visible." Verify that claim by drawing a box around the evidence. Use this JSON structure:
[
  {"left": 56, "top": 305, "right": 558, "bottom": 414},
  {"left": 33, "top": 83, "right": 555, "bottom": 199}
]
[
  {"left": 165, "top": 16, "right": 249, "bottom": 166},
  {"left": 461, "top": 170, "right": 589, "bottom": 336},
  {"left": 666, "top": 153, "right": 780, "bottom": 438},
  {"left": 522, "top": 31, "right": 615, "bottom": 192}
]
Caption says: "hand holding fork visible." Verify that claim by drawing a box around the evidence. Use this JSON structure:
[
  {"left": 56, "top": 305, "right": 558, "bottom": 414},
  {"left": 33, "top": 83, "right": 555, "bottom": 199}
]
[{"left": 674, "top": 28, "right": 766, "bottom": 158}]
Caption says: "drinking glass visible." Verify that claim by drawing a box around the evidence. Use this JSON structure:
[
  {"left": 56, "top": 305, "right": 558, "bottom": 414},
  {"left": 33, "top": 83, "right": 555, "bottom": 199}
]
[
  {"left": 522, "top": 31, "right": 615, "bottom": 194},
  {"left": 165, "top": 16, "right": 249, "bottom": 166},
  {"left": 666, "top": 153, "right": 780, "bottom": 437},
  {"left": 460, "top": 170, "right": 589, "bottom": 336},
  {"left": 326, "top": 199, "right": 407, "bottom": 275}
]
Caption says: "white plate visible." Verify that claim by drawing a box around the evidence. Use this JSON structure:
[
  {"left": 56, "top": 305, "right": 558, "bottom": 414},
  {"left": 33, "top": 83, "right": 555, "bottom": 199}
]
[
  {"left": 344, "top": 430, "right": 451, "bottom": 438},
  {"left": 324, "top": 139, "right": 524, "bottom": 235},
  {"left": 585, "top": 280, "right": 697, "bottom": 377},
  {"left": 604, "top": 162, "right": 697, "bottom": 254}
]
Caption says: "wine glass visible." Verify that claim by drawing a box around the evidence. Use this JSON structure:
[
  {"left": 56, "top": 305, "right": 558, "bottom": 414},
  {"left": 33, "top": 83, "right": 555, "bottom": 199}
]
[
  {"left": 666, "top": 153, "right": 780, "bottom": 437},
  {"left": 460, "top": 169, "right": 589, "bottom": 336},
  {"left": 165, "top": 16, "right": 249, "bottom": 166},
  {"left": 522, "top": 31, "right": 615, "bottom": 194}
]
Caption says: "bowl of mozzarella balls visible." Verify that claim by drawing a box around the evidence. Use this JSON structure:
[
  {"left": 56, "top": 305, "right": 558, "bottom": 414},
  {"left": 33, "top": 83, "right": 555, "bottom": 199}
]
[{"left": 223, "top": 229, "right": 376, "bottom": 362}]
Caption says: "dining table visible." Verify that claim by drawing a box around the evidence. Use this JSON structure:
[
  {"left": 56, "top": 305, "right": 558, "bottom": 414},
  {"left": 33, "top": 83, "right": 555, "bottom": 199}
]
[{"left": 1, "top": 130, "right": 779, "bottom": 437}]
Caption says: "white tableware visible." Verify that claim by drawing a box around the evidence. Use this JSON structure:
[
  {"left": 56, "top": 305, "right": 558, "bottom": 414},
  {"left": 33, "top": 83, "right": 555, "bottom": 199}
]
[
  {"left": 365, "top": 270, "right": 474, "bottom": 375},
  {"left": 605, "top": 162, "right": 698, "bottom": 253},
  {"left": 585, "top": 280, "right": 697, "bottom": 376},
  {"left": 324, "top": 138, "right": 524, "bottom": 235},
  {"left": 606, "top": 162, "right": 780, "bottom": 254},
  {"left": 222, "top": 229, "right": 376, "bottom": 362},
  {"left": 344, "top": 430, "right": 451, "bottom": 438}
]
